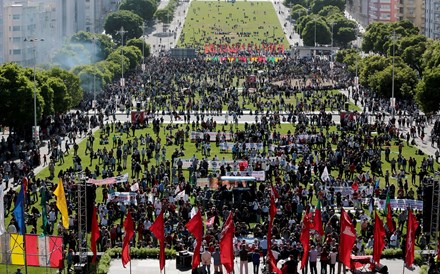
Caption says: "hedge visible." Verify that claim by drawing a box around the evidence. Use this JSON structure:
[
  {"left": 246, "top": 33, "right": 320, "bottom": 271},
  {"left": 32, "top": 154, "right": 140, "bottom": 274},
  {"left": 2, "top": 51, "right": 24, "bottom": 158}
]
[
  {"left": 96, "top": 247, "right": 176, "bottom": 274},
  {"left": 364, "top": 248, "right": 424, "bottom": 266}
]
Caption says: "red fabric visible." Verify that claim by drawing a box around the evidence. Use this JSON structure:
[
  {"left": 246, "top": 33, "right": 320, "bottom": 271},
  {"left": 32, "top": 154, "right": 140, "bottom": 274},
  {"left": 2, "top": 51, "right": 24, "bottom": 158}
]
[
  {"left": 149, "top": 210, "right": 166, "bottom": 271},
  {"left": 185, "top": 209, "right": 204, "bottom": 269},
  {"left": 339, "top": 208, "right": 357, "bottom": 269},
  {"left": 270, "top": 184, "right": 280, "bottom": 199},
  {"left": 300, "top": 211, "right": 311, "bottom": 269},
  {"left": 386, "top": 203, "right": 395, "bottom": 233},
  {"left": 219, "top": 212, "right": 235, "bottom": 273},
  {"left": 25, "top": 234, "right": 39, "bottom": 266},
  {"left": 91, "top": 206, "right": 100, "bottom": 263},
  {"left": 405, "top": 209, "right": 418, "bottom": 268},
  {"left": 373, "top": 212, "right": 386, "bottom": 265},
  {"left": 313, "top": 201, "right": 324, "bottom": 236},
  {"left": 122, "top": 212, "right": 135, "bottom": 268},
  {"left": 267, "top": 194, "right": 282, "bottom": 274},
  {"left": 49, "top": 236, "right": 63, "bottom": 268},
  {"left": 351, "top": 181, "right": 358, "bottom": 191}
]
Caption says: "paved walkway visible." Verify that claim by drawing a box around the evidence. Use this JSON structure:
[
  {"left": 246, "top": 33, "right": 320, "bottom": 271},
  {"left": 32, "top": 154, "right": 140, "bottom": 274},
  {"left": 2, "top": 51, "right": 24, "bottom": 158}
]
[{"left": 107, "top": 258, "right": 419, "bottom": 274}]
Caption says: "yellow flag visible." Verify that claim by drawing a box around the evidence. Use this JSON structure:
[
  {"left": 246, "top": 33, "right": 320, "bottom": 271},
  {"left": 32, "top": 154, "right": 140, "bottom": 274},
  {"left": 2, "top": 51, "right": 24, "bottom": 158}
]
[{"left": 54, "top": 178, "right": 69, "bottom": 229}]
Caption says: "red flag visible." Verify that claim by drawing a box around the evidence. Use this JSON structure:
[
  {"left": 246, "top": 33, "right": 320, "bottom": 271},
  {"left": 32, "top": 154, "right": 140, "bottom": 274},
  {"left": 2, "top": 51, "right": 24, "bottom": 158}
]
[
  {"left": 149, "top": 209, "right": 166, "bottom": 271},
  {"left": 270, "top": 184, "right": 280, "bottom": 199},
  {"left": 205, "top": 216, "right": 215, "bottom": 227},
  {"left": 90, "top": 206, "right": 100, "bottom": 263},
  {"left": 300, "top": 211, "right": 311, "bottom": 269},
  {"left": 405, "top": 209, "right": 418, "bottom": 268},
  {"left": 373, "top": 211, "right": 386, "bottom": 265},
  {"left": 339, "top": 208, "right": 356, "bottom": 269},
  {"left": 185, "top": 209, "right": 203, "bottom": 269},
  {"left": 313, "top": 200, "right": 324, "bottom": 236},
  {"left": 121, "top": 211, "right": 135, "bottom": 268},
  {"left": 386, "top": 200, "right": 395, "bottom": 233},
  {"left": 267, "top": 193, "right": 282, "bottom": 274},
  {"left": 219, "top": 212, "right": 235, "bottom": 273}
]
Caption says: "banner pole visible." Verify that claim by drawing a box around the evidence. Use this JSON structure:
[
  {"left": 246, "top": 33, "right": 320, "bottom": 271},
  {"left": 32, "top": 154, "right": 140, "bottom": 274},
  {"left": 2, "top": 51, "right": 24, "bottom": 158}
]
[{"left": 22, "top": 184, "right": 28, "bottom": 274}]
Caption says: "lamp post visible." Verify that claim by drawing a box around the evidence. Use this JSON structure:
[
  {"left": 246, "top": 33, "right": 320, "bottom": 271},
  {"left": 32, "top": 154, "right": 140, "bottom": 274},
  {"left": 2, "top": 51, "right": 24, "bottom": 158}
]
[
  {"left": 116, "top": 26, "right": 128, "bottom": 92},
  {"left": 390, "top": 30, "right": 397, "bottom": 119},
  {"left": 92, "top": 37, "right": 97, "bottom": 109},
  {"left": 24, "top": 38, "right": 44, "bottom": 145},
  {"left": 140, "top": 22, "right": 147, "bottom": 72}
]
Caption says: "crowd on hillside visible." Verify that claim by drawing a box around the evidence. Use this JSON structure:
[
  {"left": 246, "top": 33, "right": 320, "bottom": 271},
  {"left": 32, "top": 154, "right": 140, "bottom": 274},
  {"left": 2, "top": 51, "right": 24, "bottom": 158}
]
[{"left": 1, "top": 56, "right": 440, "bottom": 274}]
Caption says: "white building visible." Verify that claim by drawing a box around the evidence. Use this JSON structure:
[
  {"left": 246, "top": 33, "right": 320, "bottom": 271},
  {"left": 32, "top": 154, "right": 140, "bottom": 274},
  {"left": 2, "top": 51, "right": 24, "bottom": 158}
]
[
  {"left": 1, "top": 0, "right": 118, "bottom": 66},
  {"left": 425, "top": 0, "right": 440, "bottom": 39}
]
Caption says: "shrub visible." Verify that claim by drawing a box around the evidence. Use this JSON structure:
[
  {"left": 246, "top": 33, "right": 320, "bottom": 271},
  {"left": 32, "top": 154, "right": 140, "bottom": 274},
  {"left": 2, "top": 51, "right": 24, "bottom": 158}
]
[{"left": 96, "top": 247, "right": 176, "bottom": 274}]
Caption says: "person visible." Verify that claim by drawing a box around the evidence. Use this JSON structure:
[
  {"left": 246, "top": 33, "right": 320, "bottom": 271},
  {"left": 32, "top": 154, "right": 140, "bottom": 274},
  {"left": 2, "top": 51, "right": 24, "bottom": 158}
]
[
  {"left": 15, "top": 269, "right": 21, "bottom": 274},
  {"left": 212, "top": 246, "right": 222, "bottom": 274},
  {"left": 320, "top": 246, "right": 329, "bottom": 274},
  {"left": 259, "top": 236, "right": 268, "bottom": 264},
  {"left": 239, "top": 244, "right": 249, "bottom": 274},
  {"left": 283, "top": 254, "right": 298, "bottom": 274},
  {"left": 309, "top": 245, "right": 318, "bottom": 274},
  {"left": 67, "top": 249, "right": 74, "bottom": 273},
  {"left": 252, "top": 248, "right": 260, "bottom": 274},
  {"left": 202, "top": 247, "right": 212, "bottom": 274},
  {"left": 329, "top": 248, "right": 337, "bottom": 274}
]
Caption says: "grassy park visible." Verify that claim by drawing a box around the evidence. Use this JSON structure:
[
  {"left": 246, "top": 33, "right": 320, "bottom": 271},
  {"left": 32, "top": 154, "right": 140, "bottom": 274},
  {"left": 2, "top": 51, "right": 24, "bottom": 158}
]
[{"left": 178, "top": 1, "right": 289, "bottom": 49}]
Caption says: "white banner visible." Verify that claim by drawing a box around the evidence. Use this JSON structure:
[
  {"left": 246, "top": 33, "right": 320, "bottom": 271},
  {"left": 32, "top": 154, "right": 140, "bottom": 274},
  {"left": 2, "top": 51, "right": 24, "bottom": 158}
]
[
  {"left": 108, "top": 192, "right": 137, "bottom": 205},
  {"left": 175, "top": 159, "right": 248, "bottom": 169},
  {"left": 190, "top": 131, "right": 234, "bottom": 141},
  {"left": 226, "top": 170, "right": 265, "bottom": 181},
  {"left": 325, "top": 186, "right": 369, "bottom": 196},
  {"left": 363, "top": 198, "right": 423, "bottom": 211},
  {"left": 220, "top": 142, "right": 264, "bottom": 151}
]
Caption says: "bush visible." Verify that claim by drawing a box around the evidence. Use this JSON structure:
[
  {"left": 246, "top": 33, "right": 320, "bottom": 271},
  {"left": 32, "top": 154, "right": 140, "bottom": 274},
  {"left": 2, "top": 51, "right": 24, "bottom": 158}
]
[
  {"left": 364, "top": 248, "right": 425, "bottom": 266},
  {"left": 96, "top": 247, "right": 176, "bottom": 274},
  {"left": 419, "top": 265, "right": 428, "bottom": 274}
]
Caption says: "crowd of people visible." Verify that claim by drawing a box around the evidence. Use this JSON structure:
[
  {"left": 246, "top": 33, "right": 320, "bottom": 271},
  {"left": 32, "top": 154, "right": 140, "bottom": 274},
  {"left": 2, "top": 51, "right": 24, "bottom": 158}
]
[{"left": 1, "top": 55, "right": 440, "bottom": 274}]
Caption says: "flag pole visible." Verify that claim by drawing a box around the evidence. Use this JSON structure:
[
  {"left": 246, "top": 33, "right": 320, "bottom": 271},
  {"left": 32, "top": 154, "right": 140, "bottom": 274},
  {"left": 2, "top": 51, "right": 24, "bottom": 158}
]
[
  {"left": 129, "top": 252, "right": 132, "bottom": 274},
  {"left": 22, "top": 179, "right": 28, "bottom": 274}
]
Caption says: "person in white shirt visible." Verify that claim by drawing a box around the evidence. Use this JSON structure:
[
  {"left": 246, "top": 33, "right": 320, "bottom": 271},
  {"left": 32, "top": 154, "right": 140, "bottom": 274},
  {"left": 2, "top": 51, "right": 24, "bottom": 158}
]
[
  {"left": 259, "top": 236, "right": 268, "bottom": 263},
  {"left": 329, "top": 248, "right": 338, "bottom": 274},
  {"left": 201, "top": 247, "right": 212, "bottom": 274},
  {"left": 309, "top": 245, "right": 318, "bottom": 274}
]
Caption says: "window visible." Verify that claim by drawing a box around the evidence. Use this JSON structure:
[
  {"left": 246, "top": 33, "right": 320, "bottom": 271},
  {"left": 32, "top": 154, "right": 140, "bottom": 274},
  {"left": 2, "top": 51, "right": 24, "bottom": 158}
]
[
  {"left": 12, "top": 37, "right": 21, "bottom": 43},
  {"left": 10, "top": 49, "right": 21, "bottom": 55},
  {"left": 12, "top": 14, "right": 20, "bottom": 20},
  {"left": 12, "top": 26, "right": 20, "bottom": 31}
]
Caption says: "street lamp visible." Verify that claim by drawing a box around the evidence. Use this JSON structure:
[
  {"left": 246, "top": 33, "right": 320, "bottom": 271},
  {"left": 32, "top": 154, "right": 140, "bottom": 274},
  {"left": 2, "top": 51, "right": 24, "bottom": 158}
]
[
  {"left": 140, "top": 22, "right": 147, "bottom": 72},
  {"left": 24, "top": 37, "right": 44, "bottom": 146},
  {"left": 116, "top": 26, "right": 128, "bottom": 92},
  {"left": 91, "top": 37, "right": 97, "bottom": 108},
  {"left": 390, "top": 30, "right": 397, "bottom": 119}
]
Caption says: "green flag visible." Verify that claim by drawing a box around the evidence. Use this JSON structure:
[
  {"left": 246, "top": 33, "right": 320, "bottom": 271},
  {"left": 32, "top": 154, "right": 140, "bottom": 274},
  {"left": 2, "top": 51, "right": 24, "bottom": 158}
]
[
  {"left": 384, "top": 192, "right": 391, "bottom": 215},
  {"left": 40, "top": 186, "right": 48, "bottom": 235}
]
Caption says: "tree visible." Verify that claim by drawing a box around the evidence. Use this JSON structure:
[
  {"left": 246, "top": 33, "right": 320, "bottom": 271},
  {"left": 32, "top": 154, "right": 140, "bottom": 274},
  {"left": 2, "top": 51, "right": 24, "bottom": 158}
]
[
  {"left": 154, "top": 9, "right": 174, "bottom": 24},
  {"left": 0, "top": 63, "right": 44, "bottom": 137},
  {"left": 52, "top": 44, "right": 89, "bottom": 70},
  {"left": 398, "top": 34, "right": 427, "bottom": 75},
  {"left": 325, "top": 15, "right": 357, "bottom": 48},
  {"left": 301, "top": 17, "right": 331, "bottom": 46},
  {"left": 421, "top": 40, "right": 440, "bottom": 72},
  {"left": 290, "top": 4, "right": 308, "bottom": 20},
  {"left": 359, "top": 55, "right": 389, "bottom": 87},
  {"left": 70, "top": 31, "right": 115, "bottom": 60},
  {"left": 47, "top": 77, "right": 71, "bottom": 113},
  {"left": 335, "top": 48, "right": 361, "bottom": 73},
  {"left": 362, "top": 21, "right": 420, "bottom": 55},
  {"left": 318, "top": 5, "right": 341, "bottom": 17},
  {"left": 127, "top": 38, "right": 151, "bottom": 58},
  {"left": 368, "top": 60, "right": 417, "bottom": 99},
  {"left": 47, "top": 67, "right": 83, "bottom": 108},
  {"left": 284, "top": 0, "right": 308, "bottom": 7},
  {"left": 120, "top": 0, "right": 157, "bottom": 22},
  {"left": 416, "top": 67, "right": 440, "bottom": 113},
  {"left": 104, "top": 10, "right": 144, "bottom": 45},
  {"left": 311, "top": 0, "right": 345, "bottom": 13}
]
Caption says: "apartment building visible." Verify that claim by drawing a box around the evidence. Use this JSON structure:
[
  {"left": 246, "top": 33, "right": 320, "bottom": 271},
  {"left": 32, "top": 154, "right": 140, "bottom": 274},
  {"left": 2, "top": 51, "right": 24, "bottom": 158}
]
[
  {"left": 347, "top": 0, "right": 425, "bottom": 33},
  {"left": 1, "top": 0, "right": 118, "bottom": 66},
  {"left": 425, "top": 0, "right": 440, "bottom": 39}
]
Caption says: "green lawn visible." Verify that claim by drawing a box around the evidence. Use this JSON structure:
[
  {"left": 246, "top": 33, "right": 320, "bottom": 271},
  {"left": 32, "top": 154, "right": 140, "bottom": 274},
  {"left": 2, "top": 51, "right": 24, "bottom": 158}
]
[
  {"left": 0, "top": 265, "right": 59, "bottom": 274},
  {"left": 178, "top": 1, "right": 289, "bottom": 50}
]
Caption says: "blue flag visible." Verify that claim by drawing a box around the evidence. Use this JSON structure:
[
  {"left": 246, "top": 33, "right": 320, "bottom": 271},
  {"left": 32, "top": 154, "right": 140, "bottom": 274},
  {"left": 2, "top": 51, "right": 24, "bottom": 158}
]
[{"left": 13, "top": 186, "right": 25, "bottom": 235}]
